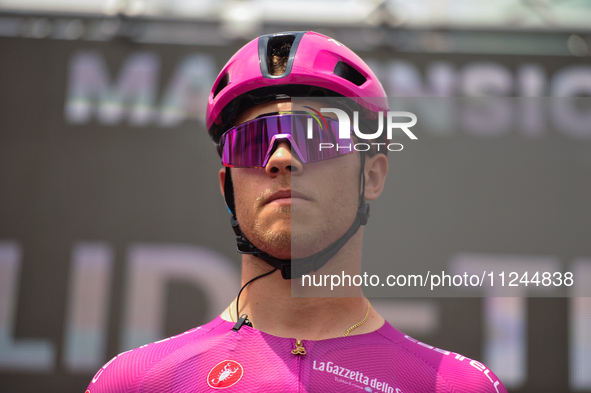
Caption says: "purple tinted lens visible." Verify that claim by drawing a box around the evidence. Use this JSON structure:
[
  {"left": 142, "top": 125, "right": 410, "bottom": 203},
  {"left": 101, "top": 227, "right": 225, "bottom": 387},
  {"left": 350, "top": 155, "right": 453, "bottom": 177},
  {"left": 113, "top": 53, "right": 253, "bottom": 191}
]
[{"left": 219, "top": 114, "right": 350, "bottom": 168}]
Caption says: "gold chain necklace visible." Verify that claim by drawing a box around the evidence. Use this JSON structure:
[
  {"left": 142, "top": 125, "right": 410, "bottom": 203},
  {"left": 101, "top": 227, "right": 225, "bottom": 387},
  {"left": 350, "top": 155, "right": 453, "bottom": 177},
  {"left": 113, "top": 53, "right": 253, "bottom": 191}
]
[
  {"left": 342, "top": 299, "right": 372, "bottom": 337},
  {"left": 229, "top": 299, "right": 371, "bottom": 355}
]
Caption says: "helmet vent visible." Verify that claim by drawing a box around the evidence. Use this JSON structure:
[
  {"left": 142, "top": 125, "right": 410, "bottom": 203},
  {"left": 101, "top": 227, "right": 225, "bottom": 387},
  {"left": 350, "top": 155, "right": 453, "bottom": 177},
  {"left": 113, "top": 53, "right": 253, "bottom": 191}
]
[
  {"left": 334, "top": 61, "right": 366, "bottom": 86},
  {"left": 213, "top": 73, "right": 229, "bottom": 98},
  {"left": 267, "top": 35, "right": 295, "bottom": 76},
  {"left": 258, "top": 31, "right": 305, "bottom": 79}
]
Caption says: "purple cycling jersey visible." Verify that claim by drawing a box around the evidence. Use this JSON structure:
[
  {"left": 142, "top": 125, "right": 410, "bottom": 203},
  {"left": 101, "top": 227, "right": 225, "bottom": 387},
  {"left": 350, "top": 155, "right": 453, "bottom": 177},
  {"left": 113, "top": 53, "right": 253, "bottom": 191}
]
[{"left": 87, "top": 316, "right": 507, "bottom": 393}]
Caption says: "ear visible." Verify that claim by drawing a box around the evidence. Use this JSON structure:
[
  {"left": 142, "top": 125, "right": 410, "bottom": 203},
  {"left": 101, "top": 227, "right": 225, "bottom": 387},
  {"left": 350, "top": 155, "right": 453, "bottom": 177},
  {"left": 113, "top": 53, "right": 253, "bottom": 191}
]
[
  {"left": 363, "top": 153, "right": 388, "bottom": 201},
  {"left": 219, "top": 167, "right": 226, "bottom": 198}
]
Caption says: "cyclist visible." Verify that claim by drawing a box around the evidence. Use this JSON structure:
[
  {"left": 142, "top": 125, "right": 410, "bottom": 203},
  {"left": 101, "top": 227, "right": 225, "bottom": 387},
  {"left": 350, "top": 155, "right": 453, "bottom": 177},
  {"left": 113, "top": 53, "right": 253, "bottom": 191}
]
[{"left": 86, "top": 31, "right": 507, "bottom": 393}]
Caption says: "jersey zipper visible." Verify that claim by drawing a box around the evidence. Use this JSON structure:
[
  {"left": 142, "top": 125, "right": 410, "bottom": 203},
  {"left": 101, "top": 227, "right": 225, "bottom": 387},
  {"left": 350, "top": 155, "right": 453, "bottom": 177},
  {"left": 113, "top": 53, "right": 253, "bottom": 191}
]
[
  {"left": 291, "top": 339, "right": 307, "bottom": 355},
  {"left": 292, "top": 338, "right": 306, "bottom": 393}
]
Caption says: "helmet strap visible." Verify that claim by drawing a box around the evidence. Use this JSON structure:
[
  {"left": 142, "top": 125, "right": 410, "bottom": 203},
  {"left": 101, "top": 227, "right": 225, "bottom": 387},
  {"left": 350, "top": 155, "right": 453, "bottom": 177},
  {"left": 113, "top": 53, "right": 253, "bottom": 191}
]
[{"left": 224, "top": 153, "right": 370, "bottom": 280}]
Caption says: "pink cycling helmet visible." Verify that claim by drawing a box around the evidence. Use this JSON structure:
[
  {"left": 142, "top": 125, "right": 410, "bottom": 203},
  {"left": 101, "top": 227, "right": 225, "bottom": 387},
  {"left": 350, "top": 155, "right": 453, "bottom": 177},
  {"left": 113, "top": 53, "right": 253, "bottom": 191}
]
[{"left": 206, "top": 31, "right": 389, "bottom": 143}]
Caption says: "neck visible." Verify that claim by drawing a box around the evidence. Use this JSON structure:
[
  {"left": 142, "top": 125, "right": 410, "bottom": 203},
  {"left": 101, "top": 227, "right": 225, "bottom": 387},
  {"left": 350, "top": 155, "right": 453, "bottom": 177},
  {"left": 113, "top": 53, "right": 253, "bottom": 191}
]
[{"left": 221, "top": 230, "right": 384, "bottom": 340}]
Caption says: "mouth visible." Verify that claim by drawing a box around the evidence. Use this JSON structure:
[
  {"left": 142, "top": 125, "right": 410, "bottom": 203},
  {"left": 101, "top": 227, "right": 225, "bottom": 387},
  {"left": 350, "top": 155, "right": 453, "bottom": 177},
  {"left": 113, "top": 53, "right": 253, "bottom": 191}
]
[{"left": 265, "top": 189, "right": 309, "bottom": 205}]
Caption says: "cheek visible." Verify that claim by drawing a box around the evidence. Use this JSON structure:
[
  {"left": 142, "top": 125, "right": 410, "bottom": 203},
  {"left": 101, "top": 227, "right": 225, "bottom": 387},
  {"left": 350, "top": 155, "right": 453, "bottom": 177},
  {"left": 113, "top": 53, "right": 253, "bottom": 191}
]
[
  {"left": 311, "top": 158, "right": 361, "bottom": 213},
  {"left": 230, "top": 170, "right": 258, "bottom": 219},
  {"left": 332, "top": 177, "right": 361, "bottom": 217}
]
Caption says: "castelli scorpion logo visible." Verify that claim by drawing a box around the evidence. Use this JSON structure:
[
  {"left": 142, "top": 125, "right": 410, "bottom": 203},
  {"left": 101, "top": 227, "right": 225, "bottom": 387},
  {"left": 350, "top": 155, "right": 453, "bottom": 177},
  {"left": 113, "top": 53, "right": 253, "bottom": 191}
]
[{"left": 206, "top": 360, "right": 244, "bottom": 389}]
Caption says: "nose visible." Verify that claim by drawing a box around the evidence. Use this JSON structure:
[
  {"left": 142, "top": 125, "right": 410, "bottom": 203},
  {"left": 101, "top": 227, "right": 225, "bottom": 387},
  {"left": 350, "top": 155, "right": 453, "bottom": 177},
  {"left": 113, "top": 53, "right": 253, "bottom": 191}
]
[{"left": 265, "top": 141, "right": 304, "bottom": 177}]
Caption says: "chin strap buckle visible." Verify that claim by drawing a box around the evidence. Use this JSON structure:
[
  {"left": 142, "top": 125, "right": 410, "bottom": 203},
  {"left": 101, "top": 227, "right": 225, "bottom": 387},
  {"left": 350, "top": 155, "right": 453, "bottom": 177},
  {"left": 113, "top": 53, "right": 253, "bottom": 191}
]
[
  {"left": 231, "top": 216, "right": 242, "bottom": 236},
  {"left": 358, "top": 202, "right": 370, "bottom": 226},
  {"left": 232, "top": 216, "right": 256, "bottom": 253},
  {"left": 280, "top": 263, "right": 292, "bottom": 280}
]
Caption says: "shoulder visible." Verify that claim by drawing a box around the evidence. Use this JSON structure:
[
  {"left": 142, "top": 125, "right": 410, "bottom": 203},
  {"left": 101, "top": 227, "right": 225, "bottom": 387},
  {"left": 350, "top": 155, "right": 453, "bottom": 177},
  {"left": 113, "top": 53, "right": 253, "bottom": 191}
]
[
  {"left": 86, "top": 317, "right": 226, "bottom": 393},
  {"left": 376, "top": 323, "right": 508, "bottom": 393}
]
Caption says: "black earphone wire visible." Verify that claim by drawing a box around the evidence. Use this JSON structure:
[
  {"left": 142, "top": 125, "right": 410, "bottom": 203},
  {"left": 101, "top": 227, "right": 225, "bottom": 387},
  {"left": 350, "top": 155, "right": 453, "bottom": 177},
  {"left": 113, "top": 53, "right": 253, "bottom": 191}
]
[{"left": 235, "top": 268, "right": 278, "bottom": 326}]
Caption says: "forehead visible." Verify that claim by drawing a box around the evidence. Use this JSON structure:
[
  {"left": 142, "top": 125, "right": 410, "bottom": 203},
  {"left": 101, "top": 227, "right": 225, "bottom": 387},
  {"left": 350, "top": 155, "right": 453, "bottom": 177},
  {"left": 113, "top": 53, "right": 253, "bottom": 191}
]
[{"left": 233, "top": 99, "right": 327, "bottom": 126}]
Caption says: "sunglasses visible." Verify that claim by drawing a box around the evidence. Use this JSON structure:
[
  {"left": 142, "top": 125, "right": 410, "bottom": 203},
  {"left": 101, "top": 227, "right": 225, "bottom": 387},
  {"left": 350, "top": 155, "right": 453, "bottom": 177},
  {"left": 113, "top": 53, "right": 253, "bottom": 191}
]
[{"left": 218, "top": 113, "right": 354, "bottom": 168}]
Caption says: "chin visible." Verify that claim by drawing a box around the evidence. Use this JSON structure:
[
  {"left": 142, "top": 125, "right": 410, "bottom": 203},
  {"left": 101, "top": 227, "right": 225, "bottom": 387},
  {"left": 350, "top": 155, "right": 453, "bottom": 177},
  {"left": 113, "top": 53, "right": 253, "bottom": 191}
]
[
  {"left": 250, "top": 227, "right": 291, "bottom": 258},
  {"left": 249, "top": 229, "right": 316, "bottom": 260},
  {"left": 248, "top": 218, "right": 338, "bottom": 260}
]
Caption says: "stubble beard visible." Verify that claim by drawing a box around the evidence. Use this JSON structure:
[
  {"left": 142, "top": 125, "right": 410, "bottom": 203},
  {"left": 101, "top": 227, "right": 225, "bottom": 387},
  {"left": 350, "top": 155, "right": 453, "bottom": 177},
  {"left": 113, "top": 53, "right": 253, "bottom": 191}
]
[
  {"left": 238, "top": 186, "right": 357, "bottom": 260},
  {"left": 248, "top": 204, "right": 336, "bottom": 260}
]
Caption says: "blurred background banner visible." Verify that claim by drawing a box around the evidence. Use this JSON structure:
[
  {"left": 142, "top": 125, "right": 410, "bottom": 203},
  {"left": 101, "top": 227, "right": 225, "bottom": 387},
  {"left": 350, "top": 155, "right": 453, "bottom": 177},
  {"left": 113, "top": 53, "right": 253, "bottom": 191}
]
[{"left": 1, "top": 1, "right": 590, "bottom": 392}]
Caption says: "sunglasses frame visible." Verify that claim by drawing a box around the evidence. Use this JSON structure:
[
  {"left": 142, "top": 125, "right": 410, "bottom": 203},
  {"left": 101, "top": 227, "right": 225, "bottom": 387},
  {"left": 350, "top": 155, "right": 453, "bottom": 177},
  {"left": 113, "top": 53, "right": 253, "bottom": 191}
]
[{"left": 218, "top": 112, "right": 355, "bottom": 169}]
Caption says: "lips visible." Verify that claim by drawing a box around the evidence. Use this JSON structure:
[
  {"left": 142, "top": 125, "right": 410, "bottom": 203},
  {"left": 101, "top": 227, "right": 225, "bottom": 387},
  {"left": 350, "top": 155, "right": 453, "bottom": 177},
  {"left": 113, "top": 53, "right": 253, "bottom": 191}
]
[{"left": 265, "top": 189, "right": 309, "bottom": 204}]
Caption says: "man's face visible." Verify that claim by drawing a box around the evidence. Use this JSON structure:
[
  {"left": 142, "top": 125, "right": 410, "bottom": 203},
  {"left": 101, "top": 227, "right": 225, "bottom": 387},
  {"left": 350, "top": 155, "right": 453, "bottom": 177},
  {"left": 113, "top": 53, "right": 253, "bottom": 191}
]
[{"left": 220, "top": 100, "right": 362, "bottom": 260}]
